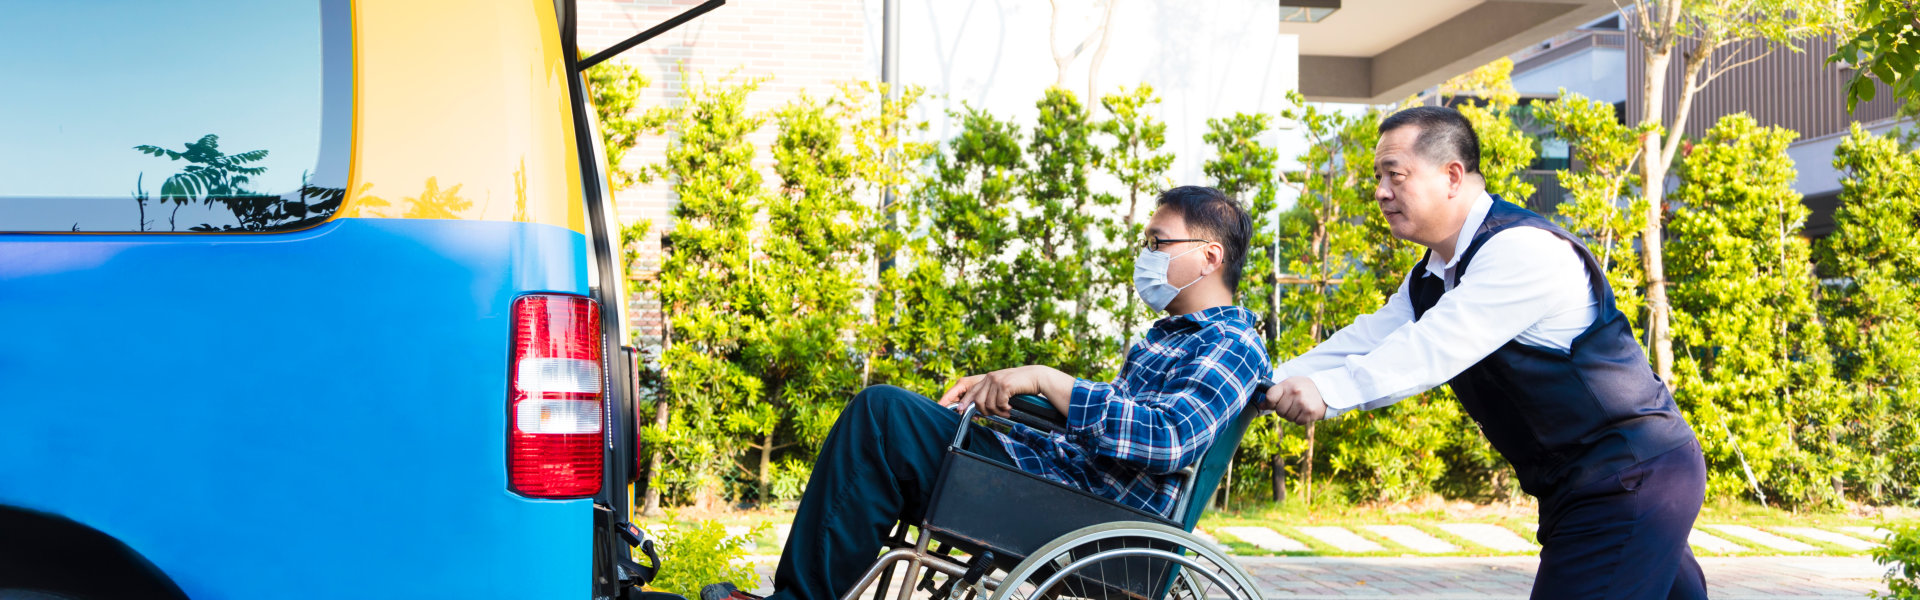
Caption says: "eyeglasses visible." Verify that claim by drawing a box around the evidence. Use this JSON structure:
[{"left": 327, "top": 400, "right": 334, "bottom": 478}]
[{"left": 1142, "top": 236, "right": 1210, "bottom": 251}]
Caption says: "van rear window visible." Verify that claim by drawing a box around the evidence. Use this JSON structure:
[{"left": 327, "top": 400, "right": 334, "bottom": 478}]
[{"left": 0, "top": 1, "right": 351, "bottom": 233}]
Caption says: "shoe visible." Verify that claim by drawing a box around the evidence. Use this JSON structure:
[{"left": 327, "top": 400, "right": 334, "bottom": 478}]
[{"left": 700, "top": 582, "right": 765, "bottom": 600}]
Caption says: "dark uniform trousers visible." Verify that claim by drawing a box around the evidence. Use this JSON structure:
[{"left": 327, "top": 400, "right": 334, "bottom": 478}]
[{"left": 1531, "top": 439, "right": 1708, "bottom": 599}]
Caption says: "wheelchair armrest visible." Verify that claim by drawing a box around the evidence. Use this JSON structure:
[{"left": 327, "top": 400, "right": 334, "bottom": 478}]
[
  {"left": 948, "top": 395, "right": 1070, "bottom": 451},
  {"left": 1008, "top": 394, "right": 1068, "bottom": 432}
]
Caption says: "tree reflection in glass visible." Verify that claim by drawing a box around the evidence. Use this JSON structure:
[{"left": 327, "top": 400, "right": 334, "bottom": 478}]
[{"left": 131, "top": 134, "right": 344, "bottom": 232}]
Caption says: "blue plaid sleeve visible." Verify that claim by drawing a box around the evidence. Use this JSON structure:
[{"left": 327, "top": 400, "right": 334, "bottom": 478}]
[{"left": 1064, "top": 328, "right": 1266, "bottom": 475}]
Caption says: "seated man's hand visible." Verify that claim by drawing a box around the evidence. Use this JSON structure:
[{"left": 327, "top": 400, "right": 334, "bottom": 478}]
[
  {"left": 937, "top": 366, "right": 1071, "bottom": 417},
  {"left": 1261, "top": 376, "right": 1326, "bottom": 425}
]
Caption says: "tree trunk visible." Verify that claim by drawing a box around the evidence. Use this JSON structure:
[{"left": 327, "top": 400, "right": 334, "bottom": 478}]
[
  {"left": 1830, "top": 427, "right": 1845, "bottom": 500},
  {"left": 1302, "top": 185, "right": 1330, "bottom": 507},
  {"left": 1636, "top": 0, "right": 1682, "bottom": 390},
  {"left": 1271, "top": 420, "right": 1288, "bottom": 504},
  {"left": 1303, "top": 422, "right": 1316, "bottom": 506},
  {"left": 758, "top": 432, "right": 775, "bottom": 507},
  {"left": 1220, "top": 456, "right": 1234, "bottom": 511},
  {"left": 1269, "top": 216, "right": 1285, "bottom": 503},
  {"left": 641, "top": 397, "right": 670, "bottom": 517},
  {"left": 1120, "top": 184, "right": 1142, "bottom": 344}
]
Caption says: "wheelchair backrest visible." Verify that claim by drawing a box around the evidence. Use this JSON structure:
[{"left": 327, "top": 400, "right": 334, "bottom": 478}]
[{"left": 1172, "top": 386, "right": 1266, "bottom": 530}]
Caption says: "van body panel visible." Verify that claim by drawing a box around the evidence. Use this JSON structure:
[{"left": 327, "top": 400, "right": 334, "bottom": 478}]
[
  {"left": 0, "top": 217, "right": 592, "bottom": 598},
  {"left": 339, "top": 0, "right": 587, "bottom": 234}
]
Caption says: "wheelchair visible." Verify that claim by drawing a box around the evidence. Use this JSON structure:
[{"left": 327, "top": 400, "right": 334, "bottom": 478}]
[{"left": 840, "top": 386, "right": 1271, "bottom": 600}]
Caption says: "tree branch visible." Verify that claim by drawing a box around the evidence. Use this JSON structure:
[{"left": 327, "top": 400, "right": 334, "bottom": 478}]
[
  {"left": 1086, "top": 0, "right": 1118, "bottom": 103},
  {"left": 1598, "top": 142, "right": 1647, "bottom": 274},
  {"left": 1660, "top": 39, "right": 1719, "bottom": 172},
  {"left": 1703, "top": 45, "right": 1773, "bottom": 86},
  {"left": 1624, "top": 0, "right": 1656, "bottom": 47},
  {"left": 1278, "top": 276, "right": 1344, "bottom": 285},
  {"left": 1048, "top": 0, "right": 1077, "bottom": 87}
]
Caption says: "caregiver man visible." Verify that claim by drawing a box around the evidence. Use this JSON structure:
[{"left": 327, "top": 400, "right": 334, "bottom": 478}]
[{"left": 1264, "top": 106, "right": 1706, "bottom": 600}]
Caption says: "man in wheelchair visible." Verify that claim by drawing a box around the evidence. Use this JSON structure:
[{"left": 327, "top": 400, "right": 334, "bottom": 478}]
[{"left": 706, "top": 186, "right": 1272, "bottom": 600}]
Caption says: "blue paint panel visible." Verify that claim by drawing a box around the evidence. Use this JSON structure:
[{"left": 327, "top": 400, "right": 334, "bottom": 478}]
[{"left": 0, "top": 218, "right": 594, "bottom": 599}]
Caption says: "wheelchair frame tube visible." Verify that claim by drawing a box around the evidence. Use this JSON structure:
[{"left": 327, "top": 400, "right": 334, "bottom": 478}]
[{"left": 840, "top": 525, "right": 996, "bottom": 600}]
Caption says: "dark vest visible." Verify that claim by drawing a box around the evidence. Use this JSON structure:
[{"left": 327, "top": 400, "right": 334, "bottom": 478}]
[{"left": 1409, "top": 198, "right": 1695, "bottom": 500}]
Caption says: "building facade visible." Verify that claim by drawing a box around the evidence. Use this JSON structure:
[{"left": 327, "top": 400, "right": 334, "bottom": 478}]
[
  {"left": 1626, "top": 26, "right": 1908, "bottom": 236},
  {"left": 1506, "top": 10, "right": 1911, "bottom": 236}
]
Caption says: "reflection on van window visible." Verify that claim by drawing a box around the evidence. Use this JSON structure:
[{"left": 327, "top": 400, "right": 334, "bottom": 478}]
[{"left": 0, "top": 0, "right": 350, "bottom": 233}]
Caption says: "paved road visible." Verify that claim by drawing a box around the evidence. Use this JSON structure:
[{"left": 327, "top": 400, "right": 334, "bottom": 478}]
[
  {"left": 1239, "top": 555, "right": 1889, "bottom": 599},
  {"left": 753, "top": 555, "right": 1891, "bottom": 599}
]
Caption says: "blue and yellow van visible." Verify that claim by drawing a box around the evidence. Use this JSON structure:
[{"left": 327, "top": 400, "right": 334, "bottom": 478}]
[{"left": 0, "top": 1, "right": 678, "bottom": 597}]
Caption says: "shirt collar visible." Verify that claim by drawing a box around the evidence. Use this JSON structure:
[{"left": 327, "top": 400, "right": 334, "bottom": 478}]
[
  {"left": 1153, "top": 304, "right": 1257, "bottom": 333},
  {"left": 1423, "top": 191, "right": 1495, "bottom": 280}
]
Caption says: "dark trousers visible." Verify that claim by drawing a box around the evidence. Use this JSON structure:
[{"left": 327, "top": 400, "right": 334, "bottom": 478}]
[
  {"left": 766, "top": 385, "right": 1013, "bottom": 600},
  {"left": 1532, "top": 438, "right": 1709, "bottom": 600}
]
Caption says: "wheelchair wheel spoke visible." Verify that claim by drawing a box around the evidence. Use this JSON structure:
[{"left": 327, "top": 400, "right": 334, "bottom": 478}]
[
  {"left": 989, "top": 523, "right": 1262, "bottom": 600},
  {"left": 1094, "top": 538, "right": 1112, "bottom": 600}
]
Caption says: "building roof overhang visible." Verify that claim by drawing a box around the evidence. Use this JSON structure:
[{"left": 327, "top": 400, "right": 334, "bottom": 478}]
[{"left": 1289, "top": 0, "right": 1619, "bottom": 104}]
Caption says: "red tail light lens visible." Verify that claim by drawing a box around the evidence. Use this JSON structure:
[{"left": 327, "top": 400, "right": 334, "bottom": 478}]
[{"left": 508, "top": 294, "right": 604, "bottom": 498}]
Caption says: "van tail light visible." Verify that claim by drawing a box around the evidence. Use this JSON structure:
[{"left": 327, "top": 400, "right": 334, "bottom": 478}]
[{"left": 508, "top": 294, "right": 605, "bottom": 498}]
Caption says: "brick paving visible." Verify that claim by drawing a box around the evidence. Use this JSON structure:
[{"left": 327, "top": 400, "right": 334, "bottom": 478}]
[{"left": 1239, "top": 556, "right": 1889, "bottom": 599}]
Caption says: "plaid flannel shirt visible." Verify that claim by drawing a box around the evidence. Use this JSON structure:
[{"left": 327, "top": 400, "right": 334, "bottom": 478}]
[{"left": 992, "top": 305, "right": 1271, "bottom": 517}]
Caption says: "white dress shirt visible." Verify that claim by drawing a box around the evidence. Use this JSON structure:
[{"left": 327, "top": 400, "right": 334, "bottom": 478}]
[{"left": 1280, "top": 192, "right": 1599, "bottom": 419}]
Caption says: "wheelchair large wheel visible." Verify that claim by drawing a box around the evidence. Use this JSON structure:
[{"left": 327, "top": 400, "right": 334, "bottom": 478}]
[{"left": 987, "top": 522, "right": 1262, "bottom": 600}]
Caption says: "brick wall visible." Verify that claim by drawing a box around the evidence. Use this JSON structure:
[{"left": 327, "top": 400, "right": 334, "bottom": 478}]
[{"left": 577, "top": 0, "right": 872, "bottom": 344}]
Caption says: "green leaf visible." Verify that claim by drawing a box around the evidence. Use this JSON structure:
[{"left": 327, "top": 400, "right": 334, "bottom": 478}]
[{"left": 1851, "top": 76, "right": 1879, "bottom": 113}]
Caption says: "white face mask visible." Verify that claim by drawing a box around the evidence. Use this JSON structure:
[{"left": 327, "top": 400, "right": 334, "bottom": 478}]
[{"left": 1133, "top": 243, "right": 1209, "bottom": 312}]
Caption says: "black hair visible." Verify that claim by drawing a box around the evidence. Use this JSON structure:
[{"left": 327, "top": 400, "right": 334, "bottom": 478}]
[
  {"left": 1378, "top": 105, "right": 1481, "bottom": 174},
  {"left": 1154, "top": 185, "right": 1253, "bottom": 292}
]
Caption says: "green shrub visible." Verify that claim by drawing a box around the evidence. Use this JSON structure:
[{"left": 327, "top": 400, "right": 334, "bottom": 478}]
[
  {"left": 1668, "top": 114, "right": 1845, "bottom": 509},
  {"left": 770, "top": 458, "right": 810, "bottom": 503},
  {"left": 648, "top": 519, "right": 768, "bottom": 597},
  {"left": 1875, "top": 522, "right": 1920, "bottom": 600}
]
